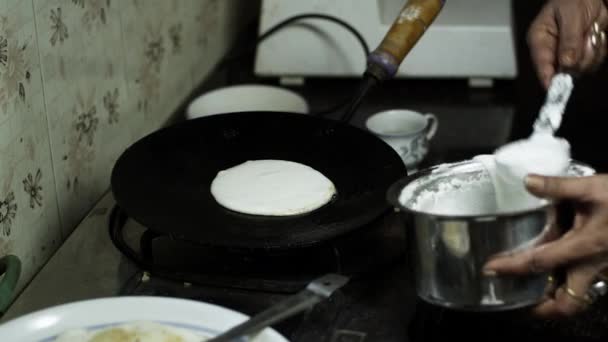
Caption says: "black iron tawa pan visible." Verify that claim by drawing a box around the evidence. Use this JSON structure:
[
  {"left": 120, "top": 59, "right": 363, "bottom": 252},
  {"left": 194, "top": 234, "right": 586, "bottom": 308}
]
[{"left": 110, "top": 111, "right": 406, "bottom": 250}]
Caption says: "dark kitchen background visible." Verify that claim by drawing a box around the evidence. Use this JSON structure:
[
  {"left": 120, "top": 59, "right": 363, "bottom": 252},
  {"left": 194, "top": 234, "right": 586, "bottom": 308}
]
[
  {"left": 2, "top": 2, "right": 608, "bottom": 341},
  {"left": 196, "top": 0, "right": 608, "bottom": 172},
  {"left": 512, "top": 0, "right": 608, "bottom": 173}
]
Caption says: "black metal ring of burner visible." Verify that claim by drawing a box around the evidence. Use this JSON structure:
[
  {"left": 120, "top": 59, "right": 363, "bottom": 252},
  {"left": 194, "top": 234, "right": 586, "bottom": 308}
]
[
  {"left": 109, "top": 205, "right": 407, "bottom": 294},
  {"left": 135, "top": 221, "right": 345, "bottom": 276},
  {"left": 109, "top": 205, "right": 325, "bottom": 293}
]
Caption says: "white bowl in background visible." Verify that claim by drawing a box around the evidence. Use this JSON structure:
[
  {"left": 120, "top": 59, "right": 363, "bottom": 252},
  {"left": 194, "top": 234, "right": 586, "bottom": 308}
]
[{"left": 186, "top": 84, "right": 309, "bottom": 119}]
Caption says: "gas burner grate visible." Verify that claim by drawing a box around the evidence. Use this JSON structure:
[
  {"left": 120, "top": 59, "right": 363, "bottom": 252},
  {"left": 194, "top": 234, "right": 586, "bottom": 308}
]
[{"left": 109, "top": 205, "right": 406, "bottom": 293}]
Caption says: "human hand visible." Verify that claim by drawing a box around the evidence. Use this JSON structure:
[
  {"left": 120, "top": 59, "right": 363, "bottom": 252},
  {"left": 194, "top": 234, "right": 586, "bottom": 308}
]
[
  {"left": 528, "top": 0, "right": 608, "bottom": 88},
  {"left": 484, "top": 174, "right": 608, "bottom": 318}
]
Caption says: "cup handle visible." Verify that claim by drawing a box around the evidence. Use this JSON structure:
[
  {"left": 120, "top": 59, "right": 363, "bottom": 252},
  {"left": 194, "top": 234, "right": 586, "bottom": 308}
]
[{"left": 424, "top": 113, "right": 438, "bottom": 139}]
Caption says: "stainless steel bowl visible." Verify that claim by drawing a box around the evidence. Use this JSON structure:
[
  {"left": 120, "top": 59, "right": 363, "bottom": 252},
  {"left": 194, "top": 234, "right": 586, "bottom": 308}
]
[{"left": 387, "top": 159, "right": 595, "bottom": 311}]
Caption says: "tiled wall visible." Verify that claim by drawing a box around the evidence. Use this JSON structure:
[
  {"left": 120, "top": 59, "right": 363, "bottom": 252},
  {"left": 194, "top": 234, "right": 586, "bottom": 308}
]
[{"left": 0, "top": 0, "right": 255, "bottom": 295}]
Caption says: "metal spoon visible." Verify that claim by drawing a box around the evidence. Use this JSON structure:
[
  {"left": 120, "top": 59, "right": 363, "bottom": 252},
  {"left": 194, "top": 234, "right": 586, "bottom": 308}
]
[
  {"left": 532, "top": 73, "right": 574, "bottom": 135},
  {"left": 206, "top": 274, "right": 349, "bottom": 342}
]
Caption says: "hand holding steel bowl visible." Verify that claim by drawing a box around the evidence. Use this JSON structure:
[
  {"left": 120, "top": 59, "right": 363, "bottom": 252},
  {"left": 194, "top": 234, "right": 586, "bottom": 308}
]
[
  {"left": 484, "top": 174, "right": 608, "bottom": 318},
  {"left": 387, "top": 159, "right": 597, "bottom": 312}
]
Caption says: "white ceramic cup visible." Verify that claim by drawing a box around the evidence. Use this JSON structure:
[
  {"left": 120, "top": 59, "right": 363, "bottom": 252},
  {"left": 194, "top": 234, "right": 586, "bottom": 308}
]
[{"left": 365, "top": 109, "right": 438, "bottom": 169}]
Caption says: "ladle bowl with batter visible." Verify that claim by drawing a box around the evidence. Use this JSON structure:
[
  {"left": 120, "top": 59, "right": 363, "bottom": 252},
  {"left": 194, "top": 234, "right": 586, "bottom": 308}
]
[{"left": 387, "top": 159, "right": 595, "bottom": 311}]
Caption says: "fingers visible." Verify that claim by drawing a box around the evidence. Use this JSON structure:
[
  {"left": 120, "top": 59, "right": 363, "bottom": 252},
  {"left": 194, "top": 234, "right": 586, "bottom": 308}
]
[
  {"left": 534, "top": 264, "right": 597, "bottom": 318},
  {"left": 531, "top": 36, "right": 557, "bottom": 89},
  {"left": 554, "top": 4, "right": 587, "bottom": 70},
  {"left": 524, "top": 174, "right": 603, "bottom": 202},
  {"left": 555, "top": 2, "right": 587, "bottom": 69},
  {"left": 485, "top": 174, "right": 608, "bottom": 275},
  {"left": 483, "top": 228, "right": 607, "bottom": 275},
  {"left": 580, "top": 10, "right": 608, "bottom": 72},
  {"left": 593, "top": 4, "right": 608, "bottom": 66},
  {"left": 528, "top": 6, "right": 559, "bottom": 88},
  {"left": 579, "top": 34, "right": 607, "bottom": 72},
  {"left": 528, "top": 0, "right": 608, "bottom": 87}
]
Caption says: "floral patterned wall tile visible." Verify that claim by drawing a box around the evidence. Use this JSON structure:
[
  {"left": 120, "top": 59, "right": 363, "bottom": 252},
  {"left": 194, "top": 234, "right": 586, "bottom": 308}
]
[
  {"left": 0, "top": 0, "right": 62, "bottom": 294},
  {"left": 187, "top": 0, "right": 259, "bottom": 87},
  {"left": 189, "top": 0, "right": 231, "bottom": 87},
  {"left": 119, "top": 0, "right": 258, "bottom": 136},
  {"left": 168, "top": 0, "right": 224, "bottom": 121},
  {"left": 0, "top": 0, "right": 258, "bottom": 298},
  {"left": 158, "top": 0, "right": 197, "bottom": 127},
  {"left": 119, "top": 0, "right": 185, "bottom": 138},
  {"left": 33, "top": 0, "right": 133, "bottom": 235},
  {"left": 33, "top": 0, "right": 83, "bottom": 103}
]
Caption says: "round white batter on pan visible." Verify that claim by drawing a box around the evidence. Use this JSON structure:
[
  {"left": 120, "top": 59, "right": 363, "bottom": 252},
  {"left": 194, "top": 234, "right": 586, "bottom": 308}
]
[{"left": 211, "top": 160, "right": 336, "bottom": 216}]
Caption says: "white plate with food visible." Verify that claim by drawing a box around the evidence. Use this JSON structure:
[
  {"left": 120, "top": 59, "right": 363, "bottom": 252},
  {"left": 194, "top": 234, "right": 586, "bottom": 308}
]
[{"left": 0, "top": 296, "right": 289, "bottom": 341}]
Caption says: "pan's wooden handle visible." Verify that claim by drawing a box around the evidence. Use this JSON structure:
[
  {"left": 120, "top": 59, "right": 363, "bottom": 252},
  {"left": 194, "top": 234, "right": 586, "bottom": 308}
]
[{"left": 367, "top": 0, "right": 446, "bottom": 81}]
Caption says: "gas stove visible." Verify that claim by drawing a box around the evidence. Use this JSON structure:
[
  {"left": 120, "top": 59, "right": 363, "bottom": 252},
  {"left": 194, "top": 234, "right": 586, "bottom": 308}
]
[
  {"left": 4, "top": 147, "right": 608, "bottom": 341},
  {"left": 119, "top": 263, "right": 416, "bottom": 341},
  {"left": 109, "top": 203, "right": 407, "bottom": 293},
  {"left": 109, "top": 203, "right": 608, "bottom": 342},
  {"left": 110, "top": 204, "right": 416, "bottom": 341}
]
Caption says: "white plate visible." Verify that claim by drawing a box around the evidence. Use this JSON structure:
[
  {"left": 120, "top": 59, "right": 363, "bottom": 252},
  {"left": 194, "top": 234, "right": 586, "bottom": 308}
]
[
  {"left": 0, "top": 296, "right": 289, "bottom": 341},
  {"left": 186, "top": 84, "right": 309, "bottom": 119}
]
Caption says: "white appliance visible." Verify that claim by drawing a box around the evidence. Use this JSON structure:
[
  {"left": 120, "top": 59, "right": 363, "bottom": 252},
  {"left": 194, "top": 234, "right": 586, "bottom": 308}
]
[{"left": 255, "top": 0, "right": 517, "bottom": 83}]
